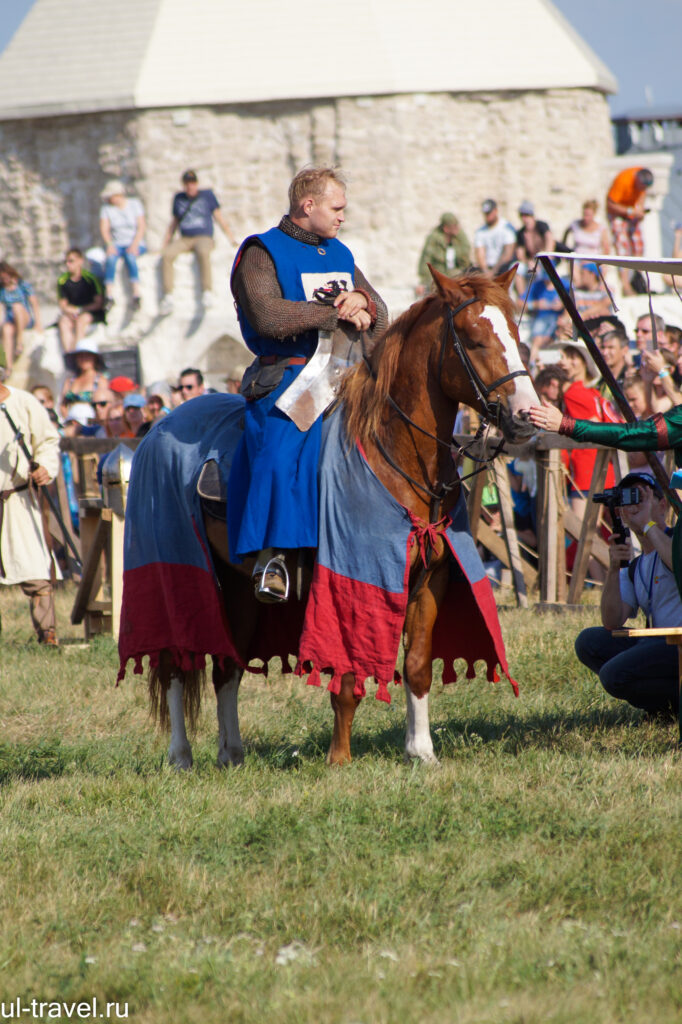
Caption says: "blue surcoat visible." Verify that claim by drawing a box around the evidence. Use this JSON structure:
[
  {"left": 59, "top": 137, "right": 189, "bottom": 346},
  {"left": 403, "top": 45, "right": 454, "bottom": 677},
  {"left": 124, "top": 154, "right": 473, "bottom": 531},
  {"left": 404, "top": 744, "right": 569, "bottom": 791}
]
[{"left": 227, "top": 226, "right": 355, "bottom": 561}]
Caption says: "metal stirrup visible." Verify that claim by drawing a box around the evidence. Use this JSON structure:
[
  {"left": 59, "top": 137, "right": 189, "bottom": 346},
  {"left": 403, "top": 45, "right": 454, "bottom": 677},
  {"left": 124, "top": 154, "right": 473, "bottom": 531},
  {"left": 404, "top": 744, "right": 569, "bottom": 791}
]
[{"left": 256, "top": 553, "right": 290, "bottom": 603}]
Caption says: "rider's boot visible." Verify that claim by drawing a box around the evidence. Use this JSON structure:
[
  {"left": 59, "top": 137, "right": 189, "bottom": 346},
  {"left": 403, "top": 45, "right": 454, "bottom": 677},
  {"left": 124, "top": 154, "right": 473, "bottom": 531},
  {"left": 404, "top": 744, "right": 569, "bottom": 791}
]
[{"left": 253, "top": 549, "right": 290, "bottom": 604}]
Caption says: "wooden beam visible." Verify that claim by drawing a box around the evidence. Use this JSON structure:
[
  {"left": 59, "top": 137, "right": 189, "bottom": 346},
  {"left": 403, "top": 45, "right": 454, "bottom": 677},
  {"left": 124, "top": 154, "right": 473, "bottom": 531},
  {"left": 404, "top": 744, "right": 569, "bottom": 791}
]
[
  {"left": 566, "top": 450, "right": 610, "bottom": 604},
  {"left": 492, "top": 461, "right": 528, "bottom": 608},
  {"left": 71, "top": 508, "right": 111, "bottom": 624}
]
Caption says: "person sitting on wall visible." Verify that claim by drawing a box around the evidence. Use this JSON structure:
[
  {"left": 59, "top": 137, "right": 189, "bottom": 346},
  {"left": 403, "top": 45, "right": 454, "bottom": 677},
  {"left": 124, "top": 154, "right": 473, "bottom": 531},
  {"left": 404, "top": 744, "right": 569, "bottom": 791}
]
[
  {"left": 0, "top": 261, "right": 42, "bottom": 378},
  {"left": 606, "top": 166, "right": 654, "bottom": 295},
  {"left": 99, "top": 179, "right": 146, "bottom": 313},
  {"left": 574, "top": 472, "right": 680, "bottom": 721},
  {"left": 56, "top": 248, "right": 105, "bottom": 353},
  {"left": 159, "top": 170, "right": 237, "bottom": 315}
]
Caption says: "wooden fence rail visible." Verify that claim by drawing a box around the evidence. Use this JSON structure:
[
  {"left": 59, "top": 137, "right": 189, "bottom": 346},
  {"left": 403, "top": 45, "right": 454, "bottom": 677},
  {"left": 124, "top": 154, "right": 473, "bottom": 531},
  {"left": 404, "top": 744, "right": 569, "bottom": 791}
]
[{"left": 51, "top": 434, "right": 675, "bottom": 639}]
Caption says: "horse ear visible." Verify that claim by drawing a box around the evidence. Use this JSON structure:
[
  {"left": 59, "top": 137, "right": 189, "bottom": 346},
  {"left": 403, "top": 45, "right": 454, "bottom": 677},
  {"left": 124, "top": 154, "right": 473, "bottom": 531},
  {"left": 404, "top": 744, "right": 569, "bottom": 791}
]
[
  {"left": 427, "top": 263, "right": 467, "bottom": 302},
  {"left": 494, "top": 264, "right": 518, "bottom": 293}
]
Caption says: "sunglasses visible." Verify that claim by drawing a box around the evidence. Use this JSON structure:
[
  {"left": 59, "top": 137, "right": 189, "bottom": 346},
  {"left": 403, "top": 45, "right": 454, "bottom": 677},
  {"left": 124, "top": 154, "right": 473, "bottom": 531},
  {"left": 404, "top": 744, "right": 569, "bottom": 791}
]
[{"left": 92, "top": 400, "right": 110, "bottom": 408}]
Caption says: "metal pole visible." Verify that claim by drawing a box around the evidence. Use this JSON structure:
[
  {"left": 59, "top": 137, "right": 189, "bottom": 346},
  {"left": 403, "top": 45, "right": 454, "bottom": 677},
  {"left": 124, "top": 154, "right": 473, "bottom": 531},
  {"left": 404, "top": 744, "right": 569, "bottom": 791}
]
[
  {"left": 1, "top": 401, "right": 83, "bottom": 570},
  {"left": 538, "top": 255, "right": 682, "bottom": 514}
]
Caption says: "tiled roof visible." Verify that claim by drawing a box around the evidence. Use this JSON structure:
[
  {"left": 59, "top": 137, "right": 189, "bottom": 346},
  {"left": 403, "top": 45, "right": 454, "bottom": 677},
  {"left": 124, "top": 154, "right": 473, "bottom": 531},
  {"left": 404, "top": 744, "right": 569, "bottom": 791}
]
[{"left": 0, "top": 0, "right": 617, "bottom": 120}]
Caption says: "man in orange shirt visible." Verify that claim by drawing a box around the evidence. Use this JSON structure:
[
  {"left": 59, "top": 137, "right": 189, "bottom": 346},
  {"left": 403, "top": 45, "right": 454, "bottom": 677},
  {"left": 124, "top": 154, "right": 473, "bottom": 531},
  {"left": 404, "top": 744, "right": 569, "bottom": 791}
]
[{"left": 606, "top": 167, "right": 654, "bottom": 294}]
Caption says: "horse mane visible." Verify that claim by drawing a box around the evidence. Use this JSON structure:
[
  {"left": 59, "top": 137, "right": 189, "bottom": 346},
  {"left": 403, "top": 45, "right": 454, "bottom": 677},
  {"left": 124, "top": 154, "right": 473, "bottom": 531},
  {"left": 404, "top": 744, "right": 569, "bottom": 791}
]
[
  {"left": 340, "top": 271, "right": 516, "bottom": 449},
  {"left": 340, "top": 298, "right": 430, "bottom": 450}
]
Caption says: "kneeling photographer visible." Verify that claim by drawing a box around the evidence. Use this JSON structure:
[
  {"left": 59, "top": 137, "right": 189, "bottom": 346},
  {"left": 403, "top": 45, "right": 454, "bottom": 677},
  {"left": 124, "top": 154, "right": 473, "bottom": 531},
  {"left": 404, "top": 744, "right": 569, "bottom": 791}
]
[{"left": 575, "top": 472, "right": 680, "bottom": 720}]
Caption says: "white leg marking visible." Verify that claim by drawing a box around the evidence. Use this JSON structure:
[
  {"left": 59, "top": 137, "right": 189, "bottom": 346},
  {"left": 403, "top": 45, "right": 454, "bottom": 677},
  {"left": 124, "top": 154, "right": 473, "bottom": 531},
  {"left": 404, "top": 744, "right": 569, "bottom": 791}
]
[
  {"left": 167, "top": 675, "right": 193, "bottom": 770},
  {"left": 216, "top": 669, "right": 244, "bottom": 768},
  {"left": 480, "top": 304, "right": 539, "bottom": 413},
  {"left": 404, "top": 685, "right": 438, "bottom": 764}
]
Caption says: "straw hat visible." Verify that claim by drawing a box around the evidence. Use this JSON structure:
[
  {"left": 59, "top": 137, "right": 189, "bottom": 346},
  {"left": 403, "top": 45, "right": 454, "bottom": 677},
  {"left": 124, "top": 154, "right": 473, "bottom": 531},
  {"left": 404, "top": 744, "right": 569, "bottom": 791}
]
[
  {"left": 101, "top": 179, "right": 126, "bottom": 199},
  {"left": 64, "top": 338, "right": 106, "bottom": 372}
]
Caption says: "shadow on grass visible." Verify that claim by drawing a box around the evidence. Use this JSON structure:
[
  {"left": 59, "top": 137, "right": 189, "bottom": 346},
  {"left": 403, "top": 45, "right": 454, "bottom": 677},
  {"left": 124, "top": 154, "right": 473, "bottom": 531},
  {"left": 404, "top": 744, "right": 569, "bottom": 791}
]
[{"left": 0, "top": 704, "right": 672, "bottom": 785}]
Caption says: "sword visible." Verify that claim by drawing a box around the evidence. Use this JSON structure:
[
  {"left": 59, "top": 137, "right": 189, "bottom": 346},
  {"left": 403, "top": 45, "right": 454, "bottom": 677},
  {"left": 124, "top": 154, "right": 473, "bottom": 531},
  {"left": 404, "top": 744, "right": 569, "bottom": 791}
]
[{"left": 0, "top": 401, "right": 83, "bottom": 571}]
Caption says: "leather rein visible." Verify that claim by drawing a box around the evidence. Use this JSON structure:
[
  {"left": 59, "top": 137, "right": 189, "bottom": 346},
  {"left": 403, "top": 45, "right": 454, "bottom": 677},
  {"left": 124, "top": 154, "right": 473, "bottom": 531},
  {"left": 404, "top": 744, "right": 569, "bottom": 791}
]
[{"left": 368, "top": 294, "right": 531, "bottom": 505}]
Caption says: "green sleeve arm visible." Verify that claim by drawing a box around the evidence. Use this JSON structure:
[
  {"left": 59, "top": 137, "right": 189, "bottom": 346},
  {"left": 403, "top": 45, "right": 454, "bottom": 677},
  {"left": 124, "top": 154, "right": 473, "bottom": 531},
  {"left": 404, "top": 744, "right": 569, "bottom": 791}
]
[{"left": 561, "top": 409, "right": 682, "bottom": 453}]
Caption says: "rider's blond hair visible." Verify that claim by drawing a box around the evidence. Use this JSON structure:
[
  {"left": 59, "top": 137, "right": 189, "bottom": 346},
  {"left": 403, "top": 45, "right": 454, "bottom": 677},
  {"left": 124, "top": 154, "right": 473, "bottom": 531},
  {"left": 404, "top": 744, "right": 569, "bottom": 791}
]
[{"left": 288, "top": 167, "right": 346, "bottom": 214}]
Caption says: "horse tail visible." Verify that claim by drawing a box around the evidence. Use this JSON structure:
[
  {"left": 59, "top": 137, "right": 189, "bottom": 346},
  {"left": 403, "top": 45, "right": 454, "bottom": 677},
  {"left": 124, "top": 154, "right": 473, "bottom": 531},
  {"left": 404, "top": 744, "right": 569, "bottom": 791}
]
[{"left": 148, "top": 650, "right": 206, "bottom": 733}]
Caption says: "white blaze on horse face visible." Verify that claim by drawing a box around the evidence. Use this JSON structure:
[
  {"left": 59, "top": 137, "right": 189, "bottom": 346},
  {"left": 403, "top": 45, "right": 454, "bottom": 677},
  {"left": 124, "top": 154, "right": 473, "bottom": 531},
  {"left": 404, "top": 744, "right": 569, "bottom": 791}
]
[{"left": 480, "top": 305, "right": 539, "bottom": 414}]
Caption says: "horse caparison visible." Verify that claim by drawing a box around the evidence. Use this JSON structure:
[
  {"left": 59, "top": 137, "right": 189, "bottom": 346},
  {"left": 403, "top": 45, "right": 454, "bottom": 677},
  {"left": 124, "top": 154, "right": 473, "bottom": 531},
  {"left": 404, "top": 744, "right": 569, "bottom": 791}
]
[{"left": 143, "top": 265, "right": 539, "bottom": 767}]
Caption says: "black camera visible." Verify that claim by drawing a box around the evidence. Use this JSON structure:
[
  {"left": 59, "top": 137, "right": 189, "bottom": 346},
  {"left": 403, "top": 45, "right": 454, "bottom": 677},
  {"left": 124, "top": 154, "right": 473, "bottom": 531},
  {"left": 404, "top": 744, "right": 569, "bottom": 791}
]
[
  {"left": 593, "top": 485, "right": 640, "bottom": 508},
  {"left": 592, "top": 486, "right": 640, "bottom": 566}
]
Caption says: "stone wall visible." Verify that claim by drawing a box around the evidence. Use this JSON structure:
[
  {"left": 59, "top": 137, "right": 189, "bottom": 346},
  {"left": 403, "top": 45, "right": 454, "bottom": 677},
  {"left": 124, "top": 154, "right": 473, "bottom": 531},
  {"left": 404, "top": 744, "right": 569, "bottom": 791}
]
[
  {"left": 0, "top": 87, "right": 614, "bottom": 297},
  {"left": 0, "top": 87, "right": 615, "bottom": 382}
]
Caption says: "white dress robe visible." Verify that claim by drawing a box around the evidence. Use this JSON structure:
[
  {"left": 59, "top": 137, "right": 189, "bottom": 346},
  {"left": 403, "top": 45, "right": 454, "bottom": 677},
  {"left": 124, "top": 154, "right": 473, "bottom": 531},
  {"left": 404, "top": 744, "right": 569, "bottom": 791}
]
[{"left": 0, "top": 386, "right": 61, "bottom": 585}]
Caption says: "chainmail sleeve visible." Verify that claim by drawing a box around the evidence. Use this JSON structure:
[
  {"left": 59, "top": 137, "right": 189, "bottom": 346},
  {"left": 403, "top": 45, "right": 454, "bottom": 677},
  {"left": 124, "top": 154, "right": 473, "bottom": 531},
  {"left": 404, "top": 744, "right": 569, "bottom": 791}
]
[
  {"left": 234, "top": 243, "right": 339, "bottom": 339},
  {"left": 234, "top": 237, "right": 389, "bottom": 342},
  {"left": 353, "top": 265, "right": 389, "bottom": 338}
]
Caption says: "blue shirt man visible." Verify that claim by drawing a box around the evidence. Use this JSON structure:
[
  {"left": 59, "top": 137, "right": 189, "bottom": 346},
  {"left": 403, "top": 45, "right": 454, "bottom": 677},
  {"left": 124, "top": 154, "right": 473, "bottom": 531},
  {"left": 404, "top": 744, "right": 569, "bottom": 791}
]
[
  {"left": 160, "top": 169, "right": 237, "bottom": 313},
  {"left": 227, "top": 167, "right": 388, "bottom": 601}
]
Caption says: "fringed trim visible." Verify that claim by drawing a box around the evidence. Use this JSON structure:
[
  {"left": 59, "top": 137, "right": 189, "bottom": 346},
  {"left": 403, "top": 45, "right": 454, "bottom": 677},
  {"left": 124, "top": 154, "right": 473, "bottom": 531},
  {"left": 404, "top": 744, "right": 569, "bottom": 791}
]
[
  {"left": 117, "top": 648, "right": 208, "bottom": 683},
  {"left": 294, "top": 659, "right": 400, "bottom": 703},
  {"left": 375, "top": 679, "right": 390, "bottom": 703},
  {"left": 442, "top": 663, "right": 458, "bottom": 686},
  {"left": 327, "top": 673, "right": 343, "bottom": 696},
  {"left": 438, "top": 659, "right": 519, "bottom": 697}
]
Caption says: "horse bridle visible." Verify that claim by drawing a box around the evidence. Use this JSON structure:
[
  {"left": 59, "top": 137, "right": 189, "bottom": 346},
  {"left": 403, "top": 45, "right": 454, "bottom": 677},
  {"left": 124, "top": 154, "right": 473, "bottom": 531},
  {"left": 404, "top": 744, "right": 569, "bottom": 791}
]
[
  {"left": 441, "top": 295, "right": 531, "bottom": 428},
  {"left": 368, "top": 294, "right": 532, "bottom": 504}
]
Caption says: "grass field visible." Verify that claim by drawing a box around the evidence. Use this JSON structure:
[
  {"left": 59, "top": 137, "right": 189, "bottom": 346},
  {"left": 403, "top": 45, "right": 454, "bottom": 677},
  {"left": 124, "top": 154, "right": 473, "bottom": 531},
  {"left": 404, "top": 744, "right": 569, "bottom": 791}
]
[{"left": 0, "top": 582, "right": 680, "bottom": 1024}]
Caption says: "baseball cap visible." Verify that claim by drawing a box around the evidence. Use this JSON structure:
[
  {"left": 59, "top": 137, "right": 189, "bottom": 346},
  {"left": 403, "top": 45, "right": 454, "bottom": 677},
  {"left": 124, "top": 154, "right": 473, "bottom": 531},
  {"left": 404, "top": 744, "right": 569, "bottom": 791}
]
[
  {"left": 123, "top": 393, "right": 147, "bottom": 409},
  {"left": 619, "top": 471, "right": 663, "bottom": 497},
  {"left": 109, "top": 375, "right": 137, "bottom": 394},
  {"left": 65, "top": 402, "right": 95, "bottom": 426},
  {"left": 182, "top": 169, "right": 198, "bottom": 183},
  {"left": 481, "top": 199, "right": 497, "bottom": 214},
  {"left": 440, "top": 212, "right": 459, "bottom": 227},
  {"left": 518, "top": 200, "right": 534, "bottom": 216}
]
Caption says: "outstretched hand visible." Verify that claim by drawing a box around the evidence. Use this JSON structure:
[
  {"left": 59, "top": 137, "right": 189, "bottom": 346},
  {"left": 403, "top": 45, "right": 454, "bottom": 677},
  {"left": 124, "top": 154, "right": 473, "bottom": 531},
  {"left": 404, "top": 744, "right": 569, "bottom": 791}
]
[{"left": 528, "top": 400, "right": 563, "bottom": 433}]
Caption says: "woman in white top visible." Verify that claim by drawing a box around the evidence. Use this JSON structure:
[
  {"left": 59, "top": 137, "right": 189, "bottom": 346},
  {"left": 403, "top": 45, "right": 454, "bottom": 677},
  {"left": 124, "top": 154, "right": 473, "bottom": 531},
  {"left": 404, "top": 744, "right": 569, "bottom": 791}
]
[
  {"left": 563, "top": 199, "right": 610, "bottom": 257},
  {"left": 99, "top": 180, "right": 146, "bottom": 311}
]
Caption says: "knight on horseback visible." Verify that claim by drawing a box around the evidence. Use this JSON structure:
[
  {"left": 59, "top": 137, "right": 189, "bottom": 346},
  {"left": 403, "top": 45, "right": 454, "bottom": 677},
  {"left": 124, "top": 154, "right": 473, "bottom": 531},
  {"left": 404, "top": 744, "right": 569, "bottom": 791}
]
[{"left": 228, "top": 167, "right": 388, "bottom": 601}]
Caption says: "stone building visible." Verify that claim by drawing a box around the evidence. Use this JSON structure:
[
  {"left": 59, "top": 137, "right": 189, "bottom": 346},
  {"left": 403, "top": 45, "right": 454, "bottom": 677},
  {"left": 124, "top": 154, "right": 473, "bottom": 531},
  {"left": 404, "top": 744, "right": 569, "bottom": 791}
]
[{"left": 0, "top": 0, "right": 619, "bottom": 383}]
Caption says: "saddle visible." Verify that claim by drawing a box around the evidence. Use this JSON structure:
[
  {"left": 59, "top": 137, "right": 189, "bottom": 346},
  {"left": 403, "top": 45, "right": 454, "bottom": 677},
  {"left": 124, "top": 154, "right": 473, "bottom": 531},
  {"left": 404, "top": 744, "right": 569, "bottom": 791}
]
[
  {"left": 197, "top": 459, "right": 226, "bottom": 520},
  {"left": 197, "top": 457, "right": 312, "bottom": 599}
]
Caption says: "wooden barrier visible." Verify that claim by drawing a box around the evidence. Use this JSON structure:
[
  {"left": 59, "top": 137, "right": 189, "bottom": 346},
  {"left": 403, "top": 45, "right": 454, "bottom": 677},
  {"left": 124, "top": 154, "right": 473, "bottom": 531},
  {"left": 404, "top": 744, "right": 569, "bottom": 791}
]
[
  {"left": 58, "top": 437, "right": 141, "bottom": 641},
  {"left": 50, "top": 433, "right": 677, "bottom": 624}
]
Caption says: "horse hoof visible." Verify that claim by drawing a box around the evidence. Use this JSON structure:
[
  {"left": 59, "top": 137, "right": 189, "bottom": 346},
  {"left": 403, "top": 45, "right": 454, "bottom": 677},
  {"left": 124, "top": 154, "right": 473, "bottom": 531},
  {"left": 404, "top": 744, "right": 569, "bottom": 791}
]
[
  {"left": 404, "top": 750, "right": 441, "bottom": 767},
  {"left": 326, "top": 749, "right": 352, "bottom": 766},
  {"left": 168, "top": 746, "right": 193, "bottom": 770},
  {"left": 217, "top": 746, "right": 245, "bottom": 768}
]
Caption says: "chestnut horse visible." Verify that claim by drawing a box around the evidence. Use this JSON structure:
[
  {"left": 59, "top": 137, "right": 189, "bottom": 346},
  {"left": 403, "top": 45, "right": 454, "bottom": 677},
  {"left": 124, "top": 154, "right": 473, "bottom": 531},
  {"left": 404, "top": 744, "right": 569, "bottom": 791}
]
[{"left": 137, "top": 266, "right": 539, "bottom": 767}]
